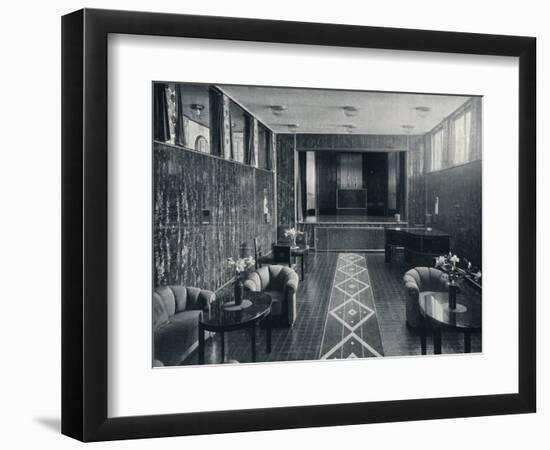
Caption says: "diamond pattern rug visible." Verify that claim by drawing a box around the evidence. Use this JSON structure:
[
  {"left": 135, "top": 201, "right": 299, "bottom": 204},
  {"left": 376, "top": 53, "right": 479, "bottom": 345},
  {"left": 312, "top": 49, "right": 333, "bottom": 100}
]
[{"left": 319, "top": 253, "right": 384, "bottom": 359}]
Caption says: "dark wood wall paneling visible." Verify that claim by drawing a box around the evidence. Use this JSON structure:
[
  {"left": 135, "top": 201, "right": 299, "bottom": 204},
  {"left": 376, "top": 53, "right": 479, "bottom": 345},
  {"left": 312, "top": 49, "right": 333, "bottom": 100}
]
[
  {"left": 406, "top": 98, "right": 482, "bottom": 268},
  {"left": 363, "top": 152, "right": 388, "bottom": 216},
  {"left": 425, "top": 161, "right": 482, "bottom": 268},
  {"left": 153, "top": 142, "right": 275, "bottom": 290},
  {"left": 276, "top": 135, "right": 296, "bottom": 238},
  {"left": 296, "top": 134, "right": 408, "bottom": 151},
  {"left": 296, "top": 134, "right": 408, "bottom": 217},
  {"left": 316, "top": 152, "right": 338, "bottom": 215}
]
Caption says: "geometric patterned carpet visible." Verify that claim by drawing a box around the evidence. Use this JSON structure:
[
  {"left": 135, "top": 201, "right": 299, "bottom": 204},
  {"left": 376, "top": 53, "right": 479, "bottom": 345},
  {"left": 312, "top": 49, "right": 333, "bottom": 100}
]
[{"left": 319, "top": 253, "right": 384, "bottom": 359}]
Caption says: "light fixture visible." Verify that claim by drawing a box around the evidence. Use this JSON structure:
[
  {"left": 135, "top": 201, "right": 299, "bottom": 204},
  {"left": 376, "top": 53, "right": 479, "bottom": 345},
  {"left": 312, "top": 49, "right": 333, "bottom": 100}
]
[
  {"left": 401, "top": 124, "right": 414, "bottom": 134},
  {"left": 270, "top": 105, "right": 287, "bottom": 116},
  {"left": 414, "top": 106, "right": 431, "bottom": 118},
  {"left": 190, "top": 104, "right": 204, "bottom": 118},
  {"left": 343, "top": 124, "right": 357, "bottom": 133},
  {"left": 343, "top": 106, "right": 359, "bottom": 117},
  {"left": 287, "top": 124, "right": 300, "bottom": 133}
]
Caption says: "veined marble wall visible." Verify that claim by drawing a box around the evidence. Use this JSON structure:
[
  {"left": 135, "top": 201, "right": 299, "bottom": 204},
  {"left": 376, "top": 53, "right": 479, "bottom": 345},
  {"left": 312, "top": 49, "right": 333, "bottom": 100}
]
[
  {"left": 153, "top": 142, "right": 276, "bottom": 290},
  {"left": 276, "top": 135, "right": 296, "bottom": 239}
]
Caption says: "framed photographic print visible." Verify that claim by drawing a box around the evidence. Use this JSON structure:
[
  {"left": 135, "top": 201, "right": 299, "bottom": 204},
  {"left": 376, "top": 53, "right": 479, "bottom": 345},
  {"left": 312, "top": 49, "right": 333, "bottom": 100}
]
[{"left": 61, "top": 8, "right": 536, "bottom": 442}]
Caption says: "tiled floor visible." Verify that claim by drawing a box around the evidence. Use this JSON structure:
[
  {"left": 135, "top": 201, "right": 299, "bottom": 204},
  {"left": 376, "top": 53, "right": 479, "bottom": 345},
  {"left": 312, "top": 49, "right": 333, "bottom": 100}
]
[{"left": 181, "top": 251, "right": 481, "bottom": 365}]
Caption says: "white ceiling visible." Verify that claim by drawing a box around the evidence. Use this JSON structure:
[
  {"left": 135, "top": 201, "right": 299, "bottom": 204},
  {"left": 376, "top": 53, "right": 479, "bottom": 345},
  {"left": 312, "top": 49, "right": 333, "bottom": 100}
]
[{"left": 219, "top": 85, "right": 472, "bottom": 135}]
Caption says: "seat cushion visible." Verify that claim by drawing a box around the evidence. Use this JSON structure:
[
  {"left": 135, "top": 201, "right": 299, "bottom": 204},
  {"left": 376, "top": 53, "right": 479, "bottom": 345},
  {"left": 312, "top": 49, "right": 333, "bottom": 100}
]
[
  {"left": 170, "top": 285, "right": 189, "bottom": 313},
  {"left": 154, "top": 310, "right": 202, "bottom": 366},
  {"left": 152, "top": 292, "right": 170, "bottom": 330},
  {"left": 263, "top": 290, "right": 285, "bottom": 316},
  {"left": 244, "top": 266, "right": 271, "bottom": 291},
  {"left": 155, "top": 286, "right": 176, "bottom": 316}
]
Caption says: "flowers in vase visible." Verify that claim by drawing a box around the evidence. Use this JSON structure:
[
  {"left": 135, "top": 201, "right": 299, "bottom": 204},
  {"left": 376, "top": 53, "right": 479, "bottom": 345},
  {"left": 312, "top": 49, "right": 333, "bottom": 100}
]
[
  {"left": 226, "top": 256, "right": 255, "bottom": 280},
  {"left": 284, "top": 227, "right": 303, "bottom": 247},
  {"left": 434, "top": 252, "right": 482, "bottom": 283}
]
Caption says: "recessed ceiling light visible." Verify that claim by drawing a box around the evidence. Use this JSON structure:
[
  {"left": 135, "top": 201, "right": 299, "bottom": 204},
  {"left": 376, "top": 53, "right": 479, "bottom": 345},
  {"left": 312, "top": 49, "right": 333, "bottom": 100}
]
[
  {"left": 401, "top": 124, "right": 414, "bottom": 134},
  {"left": 343, "top": 106, "right": 359, "bottom": 117},
  {"left": 270, "top": 105, "right": 287, "bottom": 116},
  {"left": 287, "top": 124, "right": 300, "bottom": 133},
  {"left": 414, "top": 106, "right": 431, "bottom": 118},
  {"left": 343, "top": 124, "right": 357, "bottom": 133}
]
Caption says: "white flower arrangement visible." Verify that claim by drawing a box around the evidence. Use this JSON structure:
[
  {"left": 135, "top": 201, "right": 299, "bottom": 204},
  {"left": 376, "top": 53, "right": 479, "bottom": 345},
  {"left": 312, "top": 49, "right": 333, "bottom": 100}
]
[
  {"left": 226, "top": 256, "right": 255, "bottom": 277},
  {"left": 435, "top": 252, "right": 481, "bottom": 283},
  {"left": 284, "top": 227, "right": 303, "bottom": 248},
  {"left": 283, "top": 227, "right": 303, "bottom": 239}
]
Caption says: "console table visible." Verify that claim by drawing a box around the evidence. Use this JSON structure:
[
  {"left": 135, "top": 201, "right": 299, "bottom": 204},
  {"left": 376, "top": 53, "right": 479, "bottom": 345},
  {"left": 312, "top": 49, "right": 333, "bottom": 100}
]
[{"left": 385, "top": 227, "right": 450, "bottom": 266}]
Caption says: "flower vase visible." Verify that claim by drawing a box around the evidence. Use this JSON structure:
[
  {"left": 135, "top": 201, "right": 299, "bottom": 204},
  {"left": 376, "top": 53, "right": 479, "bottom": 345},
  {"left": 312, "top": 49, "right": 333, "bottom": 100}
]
[
  {"left": 448, "top": 280, "right": 458, "bottom": 310},
  {"left": 234, "top": 278, "right": 244, "bottom": 306},
  {"left": 290, "top": 236, "right": 297, "bottom": 249}
]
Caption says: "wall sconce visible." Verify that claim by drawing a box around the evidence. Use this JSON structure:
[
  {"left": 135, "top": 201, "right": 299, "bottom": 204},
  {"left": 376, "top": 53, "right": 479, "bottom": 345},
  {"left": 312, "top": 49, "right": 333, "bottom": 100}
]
[
  {"left": 190, "top": 104, "right": 204, "bottom": 118},
  {"left": 342, "top": 106, "right": 358, "bottom": 117},
  {"left": 270, "top": 105, "right": 287, "bottom": 116}
]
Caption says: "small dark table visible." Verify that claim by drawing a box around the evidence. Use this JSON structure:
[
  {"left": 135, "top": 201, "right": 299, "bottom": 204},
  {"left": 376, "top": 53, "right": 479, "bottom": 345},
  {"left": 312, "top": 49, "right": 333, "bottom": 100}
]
[
  {"left": 198, "top": 292, "right": 272, "bottom": 364},
  {"left": 277, "top": 242, "right": 309, "bottom": 279},
  {"left": 418, "top": 290, "right": 481, "bottom": 355}
]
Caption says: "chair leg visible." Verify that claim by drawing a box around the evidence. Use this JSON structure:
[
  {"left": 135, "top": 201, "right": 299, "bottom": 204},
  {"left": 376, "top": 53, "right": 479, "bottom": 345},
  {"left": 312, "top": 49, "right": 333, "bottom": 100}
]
[
  {"left": 266, "top": 318, "right": 272, "bottom": 354},
  {"left": 464, "top": 330, "right": 472, "bottom": 353},
  {"left": 433, "top": 328, "right": 442, "bottom": 354},
  {"left": 420, "top": 318, "right": 427, "bottom": 355},
  {"left": 249, "top": 323, "right": 256, "bottom": 362}
]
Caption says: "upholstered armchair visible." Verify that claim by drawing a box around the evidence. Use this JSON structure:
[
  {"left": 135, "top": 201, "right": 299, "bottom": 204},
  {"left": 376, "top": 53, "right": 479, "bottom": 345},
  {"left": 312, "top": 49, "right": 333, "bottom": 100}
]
[
  {"left": 243, "top": 265, "right": 299, "bottom": 326},
  {"left": 153, "top": 285, "right": 215, "bottom": 366},
  {"left": 403, "top": 267, "right": 449, "bottom": 328}
]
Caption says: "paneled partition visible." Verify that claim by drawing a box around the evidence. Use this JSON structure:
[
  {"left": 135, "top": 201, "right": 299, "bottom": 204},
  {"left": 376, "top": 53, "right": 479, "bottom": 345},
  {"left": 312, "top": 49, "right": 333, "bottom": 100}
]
[{"left": 153, "top": 142, "right": 276, "bottom": 291}]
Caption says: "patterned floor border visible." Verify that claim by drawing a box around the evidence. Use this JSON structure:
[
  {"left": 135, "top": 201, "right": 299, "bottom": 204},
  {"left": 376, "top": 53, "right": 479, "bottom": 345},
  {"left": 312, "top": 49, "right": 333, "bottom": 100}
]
[{"left": 319, "top": 253, "right": 384, "bottom": 359}]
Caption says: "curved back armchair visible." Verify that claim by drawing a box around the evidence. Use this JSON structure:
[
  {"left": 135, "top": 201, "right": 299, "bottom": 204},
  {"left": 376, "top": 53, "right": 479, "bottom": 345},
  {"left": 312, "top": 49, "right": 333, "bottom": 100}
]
[
  {"left": 403, "top": 267, "right": 448, "bottom": 328},
  {"left": 243, "top": 265, "right": 299, "bottom": 326},
  {"left": 153, "top": 285, "right": 215, "bottom": 365}
]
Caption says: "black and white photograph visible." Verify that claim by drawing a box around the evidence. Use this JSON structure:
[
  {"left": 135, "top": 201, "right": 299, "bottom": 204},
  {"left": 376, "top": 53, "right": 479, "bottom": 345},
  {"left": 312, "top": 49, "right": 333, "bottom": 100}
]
[
  {"left": 152, "top": 83, "right": 483, "bottom": 367},
  {"left": 1, "top": 0, "right": 544, "bottom": 447}
]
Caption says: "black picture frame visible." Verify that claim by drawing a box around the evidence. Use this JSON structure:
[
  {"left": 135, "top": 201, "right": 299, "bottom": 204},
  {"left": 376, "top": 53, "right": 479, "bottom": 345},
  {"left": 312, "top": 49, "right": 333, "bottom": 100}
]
[{"left": 61, "top": 8, "right": 536, "bottom": 442}]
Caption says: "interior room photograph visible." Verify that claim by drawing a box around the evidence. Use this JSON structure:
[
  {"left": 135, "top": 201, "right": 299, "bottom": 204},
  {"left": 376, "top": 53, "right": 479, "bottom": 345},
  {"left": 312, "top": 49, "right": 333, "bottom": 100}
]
[{"left": 152, "top": 82, "right": 483, "bottom": 367}]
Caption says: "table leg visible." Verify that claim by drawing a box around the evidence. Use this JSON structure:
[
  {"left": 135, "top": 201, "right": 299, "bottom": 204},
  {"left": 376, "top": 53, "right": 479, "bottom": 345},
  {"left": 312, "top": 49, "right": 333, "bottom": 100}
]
[
  {"left": 250, "top": 323, "right": 256, "bottom": 362},
  {"left": 420, "top": 319, "right": 427, "bottom": 355},
  {"left": 433, "top": 328, "right": 442, "bottom": 355},
  {"left": 198, "top": 323, "right": 205, "bottom": 364},
  {"left": 464, "top": 330, "right": 472, "bottom": 353},
  {"left": 301, "top": 255, "right": 305, "bottom": 280},
  {"left": 220, "top": 331, "right": 225, "bottom": 363},
  {"left": 266, "top": 318, "right": 272, "bottom": 354}
]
